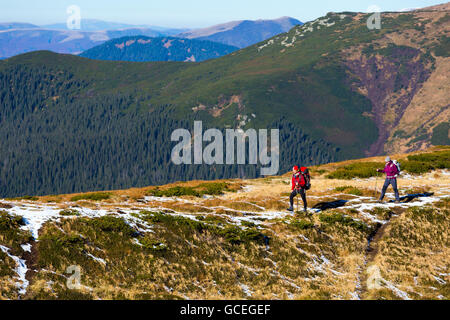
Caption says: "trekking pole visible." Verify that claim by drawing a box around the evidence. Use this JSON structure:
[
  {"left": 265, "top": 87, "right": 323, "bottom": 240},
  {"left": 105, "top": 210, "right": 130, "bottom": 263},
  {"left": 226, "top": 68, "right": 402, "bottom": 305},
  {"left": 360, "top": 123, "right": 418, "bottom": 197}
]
[{"left": 374, "top": 171, "right": 378, "bottom": 199}]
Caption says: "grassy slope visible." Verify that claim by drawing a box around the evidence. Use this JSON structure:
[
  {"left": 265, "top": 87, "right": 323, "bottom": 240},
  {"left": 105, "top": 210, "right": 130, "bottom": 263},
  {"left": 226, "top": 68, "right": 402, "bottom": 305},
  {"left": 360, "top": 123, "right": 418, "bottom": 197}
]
[{"left": 0, "top": 146, "right": 449, "bottom": 300}]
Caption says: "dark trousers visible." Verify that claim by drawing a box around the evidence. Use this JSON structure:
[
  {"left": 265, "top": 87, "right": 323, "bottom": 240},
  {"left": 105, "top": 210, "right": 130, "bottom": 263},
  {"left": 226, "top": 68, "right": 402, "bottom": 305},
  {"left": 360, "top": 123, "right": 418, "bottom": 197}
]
[
  {"left": 380, "top": 178, "right": 400, "bottom": 201},
  {"left": 290, "top": 188, "right": 307, "bottom": 210}
]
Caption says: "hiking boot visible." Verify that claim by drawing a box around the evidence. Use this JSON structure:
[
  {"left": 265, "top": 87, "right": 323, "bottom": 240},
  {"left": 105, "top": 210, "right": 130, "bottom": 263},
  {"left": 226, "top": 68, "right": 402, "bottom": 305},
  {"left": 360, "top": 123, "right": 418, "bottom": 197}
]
[{"left": 287, "top": 207, "right": 294, "bottom": 212}]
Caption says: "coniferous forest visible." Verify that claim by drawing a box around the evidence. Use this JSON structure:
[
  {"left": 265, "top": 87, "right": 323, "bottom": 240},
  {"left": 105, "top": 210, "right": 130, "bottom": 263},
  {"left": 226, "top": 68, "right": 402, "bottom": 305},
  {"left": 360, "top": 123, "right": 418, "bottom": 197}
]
[{"left": 0, "top": 64, "right": 337, "bottom": 197}]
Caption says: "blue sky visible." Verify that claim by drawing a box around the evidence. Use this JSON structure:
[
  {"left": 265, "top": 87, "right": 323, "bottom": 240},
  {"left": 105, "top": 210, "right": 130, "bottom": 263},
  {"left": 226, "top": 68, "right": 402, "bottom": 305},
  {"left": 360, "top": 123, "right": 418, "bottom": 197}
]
[{"left": 1, "top": 0, "right": 445, "bottom": 28}]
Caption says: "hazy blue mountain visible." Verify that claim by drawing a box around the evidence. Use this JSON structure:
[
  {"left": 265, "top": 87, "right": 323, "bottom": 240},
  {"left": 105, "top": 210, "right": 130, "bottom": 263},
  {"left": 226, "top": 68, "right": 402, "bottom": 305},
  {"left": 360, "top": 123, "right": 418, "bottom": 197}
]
[
  {"left": 0, "top": 22, "right": 39, "bottom": 30},
  {"left": 177, "top": 16, "right": 302, "bottom": 48},
  {"left": 42, "top": 19, "right": 187, "bottom": 35},
  {"left": 0, "top": 17, "right": 301, "bottom": 58},
  {"left": 79, "top": 36, "right": 238, "bottom": 62},
  {"left": 0, "top": 28, "right": 174, "bottom": 58}
]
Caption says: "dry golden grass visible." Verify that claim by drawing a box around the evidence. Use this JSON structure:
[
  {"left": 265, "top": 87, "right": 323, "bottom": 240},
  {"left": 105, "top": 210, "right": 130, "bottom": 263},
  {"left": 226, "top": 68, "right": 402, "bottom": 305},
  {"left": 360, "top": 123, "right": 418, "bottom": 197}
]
[
  {"left": 1, "top": 147, "right": 449, "bottom": 300},
  {"left": 363, "top": 202, "right": 450, "bottom": 300}
]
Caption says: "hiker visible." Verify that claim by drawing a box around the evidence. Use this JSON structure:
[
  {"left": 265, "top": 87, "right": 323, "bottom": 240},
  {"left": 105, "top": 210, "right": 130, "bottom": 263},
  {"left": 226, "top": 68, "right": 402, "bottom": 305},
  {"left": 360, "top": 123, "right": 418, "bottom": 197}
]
[
  {"left": 376, "top": 156, "right": 400, "bottom": 203},
  {"left": 287, "top": 166, "right": 308, "bottom": 212}
]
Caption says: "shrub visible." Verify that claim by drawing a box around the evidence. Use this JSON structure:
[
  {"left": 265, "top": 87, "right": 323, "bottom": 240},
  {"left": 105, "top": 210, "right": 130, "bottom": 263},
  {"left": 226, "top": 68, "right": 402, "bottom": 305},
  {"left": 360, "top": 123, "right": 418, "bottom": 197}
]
[
  {"left": 40, "top": 233, "right": 85, "bottom": 247},
  {"left": 139, "top": 211, "right": 265, "bottom": 245},
  {"left": 401, "top": 161, "right": 434, "bottom": 174},
  {"left": 149, "top": 182, "right": 232, "bottom": 198},
  {"left": 88, "top": 216, "right": 135, "bottom": 236},
  {"left": 290, "top": 219, "right": 315, "bottom": 230},
  {"left": 59, "top": 209, "right": 80, "bottom": 216},
  {"left": 0, "top": 212, "right": 32, "bottom": 254},
  {"left": 333, "top": 186, "right": 363, "bottom": 196},
  {"left": 70, "top": 192, "right": 111, "bottom": 202},
  {"left": 150, "top": 186, "right": 201, "bottom": 197},
  {"left": 326, "top": 162, "right": 383, "bottom": 179},
  {"left": 370, "top": 207, "right": 393, "bottom": 220},
  {"left": 217, "top": 226, "right": 265, "bottom": 245},
  {"left": 139, "top": 238, "right": 168, "bottom": 252},
  {"left": 401, "top": 149, "right": 450, "bottom": 174},
  {"left": 6, "top": 195, "right": 39, "bottom": 201},
  {"left": 240, "top": 220, "right": 256, "bottom": 228},
  {"left": 319, "top": 212, "right": 370, "bottom": 233}
]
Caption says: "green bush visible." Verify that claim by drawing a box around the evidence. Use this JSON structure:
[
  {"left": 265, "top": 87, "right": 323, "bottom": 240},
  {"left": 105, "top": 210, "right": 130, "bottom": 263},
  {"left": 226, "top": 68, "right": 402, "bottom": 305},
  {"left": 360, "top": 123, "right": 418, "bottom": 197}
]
[
  {"left": 333, "top": 186, "right": 363, "bottom": 196},
  {"left": 217, "top": 226, "right": 265, "bottom": 245},
  {"left": 290, "top": 219, "right": 315, "bottom": 230},
  {"left": 40, "top": 233, "right": 85, "bottom": 247},
  {"left": 0, "top": 212, "right": 33, "bottom": 254},
  {"left": 139, "top": 211, "right": 265, "bottom": 245},
  {"left": 6, "top": 195, "right": 39, "bottom": 201},
  {"left": 59, "top": 209, "right": 80, "bottom": 216},
  {"left": 319, "top": 212, "right": 370, "bottom": 233},
  {"left": 87, "top": 216, "right": 135, "bottom": 236},
  {"left": 139, "top": 238, "right": 168, "bottom": 252},
  {"left": 401, "top": 161, "right": 434, "bottom": 174},
  {"left": 326, "top": 162, "right": 383, "bottom": 179},
  {"left": 240, "top": 220, "right": 256, "bottom": 228},
  {"left": 70, "top": 192, "right": 111, "bottom": 201},
  {"left": 370, "top": 207, "right": 393, "bottom": 220},
  {"left": 196, "top": 182, "right": 230, "bottom": 195},
  {"left": 401, "top": 149, "right": 450, "bottom": 174},
  {"left": 149, "top": 182, "right": 231, "bottom": 198},
  {"left": 150, "top": 186, "right": 201, "bottom": 197}
]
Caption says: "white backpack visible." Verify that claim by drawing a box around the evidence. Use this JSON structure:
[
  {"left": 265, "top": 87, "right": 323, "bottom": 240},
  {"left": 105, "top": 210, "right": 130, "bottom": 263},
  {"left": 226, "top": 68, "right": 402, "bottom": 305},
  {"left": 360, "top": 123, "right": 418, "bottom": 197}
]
[{"left": 393, "top": 160, "right": 401, "bottom": 175}]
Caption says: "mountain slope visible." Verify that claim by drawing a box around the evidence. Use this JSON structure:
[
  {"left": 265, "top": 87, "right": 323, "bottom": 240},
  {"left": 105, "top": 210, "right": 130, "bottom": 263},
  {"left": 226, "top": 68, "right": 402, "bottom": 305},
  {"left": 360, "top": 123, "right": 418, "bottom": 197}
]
[
  {"left": 0, "top": 147, "right": 448, "bottom": 300},
  {"left": 79, "top": 36, "right": 238, "bottom": 62},
  {"left": 0, "top": 6, "right": 449, "bottom": 197},
  {"left": 177, "top": 16, "right": 303, "bottom": 48}
]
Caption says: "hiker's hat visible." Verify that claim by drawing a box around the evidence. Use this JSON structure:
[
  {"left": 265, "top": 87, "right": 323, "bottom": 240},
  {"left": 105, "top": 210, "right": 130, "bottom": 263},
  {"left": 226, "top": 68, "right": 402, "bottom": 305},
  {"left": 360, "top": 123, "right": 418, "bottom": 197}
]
[
  {"left": 293, "top": 165, "right": 299, "bottom": 171},
  {"left": 385, "top": 156, "right": 391, "bottom": 162}
]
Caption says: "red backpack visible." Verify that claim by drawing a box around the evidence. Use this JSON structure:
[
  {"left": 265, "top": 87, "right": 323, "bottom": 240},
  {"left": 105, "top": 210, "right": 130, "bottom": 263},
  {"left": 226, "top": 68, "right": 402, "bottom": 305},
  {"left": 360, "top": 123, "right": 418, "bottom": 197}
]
[{"left": 299, "top": 167, "right": 311, "bottom": 190}]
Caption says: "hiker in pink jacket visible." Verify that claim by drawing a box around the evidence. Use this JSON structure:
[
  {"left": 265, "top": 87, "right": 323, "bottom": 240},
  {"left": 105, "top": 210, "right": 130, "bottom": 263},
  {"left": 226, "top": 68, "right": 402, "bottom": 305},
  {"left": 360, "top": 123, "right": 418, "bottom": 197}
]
[{"left": 376, "top": 156, "right": 400, "bottom": 203}]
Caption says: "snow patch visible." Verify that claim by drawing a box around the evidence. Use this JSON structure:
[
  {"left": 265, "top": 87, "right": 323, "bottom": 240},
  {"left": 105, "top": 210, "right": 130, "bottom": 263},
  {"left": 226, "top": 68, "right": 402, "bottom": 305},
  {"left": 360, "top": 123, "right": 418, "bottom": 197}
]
[{"left": 0, "top": 245, "right": 29, "bottom": 295}]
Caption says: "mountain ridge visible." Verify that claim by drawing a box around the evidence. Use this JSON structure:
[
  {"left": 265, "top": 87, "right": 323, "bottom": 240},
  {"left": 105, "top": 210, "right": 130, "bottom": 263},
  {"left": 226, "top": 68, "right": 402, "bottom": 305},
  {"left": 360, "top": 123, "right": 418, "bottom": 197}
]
[
  {"left": 79, "top": 36, "right": 239, "bottom": 62},
  {"left": 177, "top": 16, "right": 303, "bottom": 48}
]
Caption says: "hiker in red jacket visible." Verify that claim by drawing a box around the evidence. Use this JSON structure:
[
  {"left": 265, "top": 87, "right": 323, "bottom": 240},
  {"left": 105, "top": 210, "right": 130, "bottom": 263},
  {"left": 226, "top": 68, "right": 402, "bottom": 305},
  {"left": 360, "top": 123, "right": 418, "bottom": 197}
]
[
  {"left": 287, "top": 166, "right": 308, "bottom": 212},
  {"left": 376, "top": 156, "right": 400, "bottom": 203}
]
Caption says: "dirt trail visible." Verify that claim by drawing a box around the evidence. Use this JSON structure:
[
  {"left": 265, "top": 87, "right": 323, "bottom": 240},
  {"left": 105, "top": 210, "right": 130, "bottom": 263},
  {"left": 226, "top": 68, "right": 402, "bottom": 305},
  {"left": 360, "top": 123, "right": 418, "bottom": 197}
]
[{"left": 356, "top": 208, "right": 407, "bottom": 298}]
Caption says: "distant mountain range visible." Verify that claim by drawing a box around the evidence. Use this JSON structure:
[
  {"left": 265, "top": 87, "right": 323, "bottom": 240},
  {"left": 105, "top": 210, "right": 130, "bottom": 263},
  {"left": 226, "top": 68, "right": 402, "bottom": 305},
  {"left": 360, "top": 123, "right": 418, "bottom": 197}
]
[
  {"left": 0, "top": 17, "right": 302, "bottom": 59},
  {"left": 79, "top": 36, "right": 239, "bottom": 62},
  {"left": 177, "top": 17, "right": 303, "bottom": 48},
  {"left": 41, "top": 19, "right": 187, "bottom": 34},
  {"left": 0, "top": 22, "right": 40, "bottom": 30},
  {"left": 0, "top": 28, "right": 176, "bottom": 58}
]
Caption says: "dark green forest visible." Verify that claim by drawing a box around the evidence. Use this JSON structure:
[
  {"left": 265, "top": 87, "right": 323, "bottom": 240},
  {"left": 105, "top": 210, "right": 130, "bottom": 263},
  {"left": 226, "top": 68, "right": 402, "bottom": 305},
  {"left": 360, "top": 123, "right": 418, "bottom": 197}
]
[
  {"left": 0, "top": 65, "right": 337, "bottom": 197},
  {"left": 79, "top": 36, "right": 239, "bottom": 62}
]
